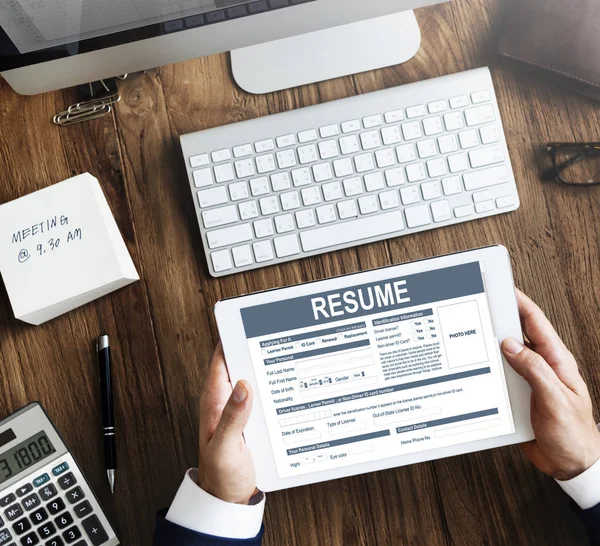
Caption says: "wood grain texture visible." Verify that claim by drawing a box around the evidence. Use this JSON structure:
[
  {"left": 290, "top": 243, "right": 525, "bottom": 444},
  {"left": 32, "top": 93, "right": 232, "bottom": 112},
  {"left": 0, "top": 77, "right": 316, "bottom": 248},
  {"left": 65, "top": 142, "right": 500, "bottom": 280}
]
[{"left": 0, "top": 0, "right": 599, "bottom": 544}]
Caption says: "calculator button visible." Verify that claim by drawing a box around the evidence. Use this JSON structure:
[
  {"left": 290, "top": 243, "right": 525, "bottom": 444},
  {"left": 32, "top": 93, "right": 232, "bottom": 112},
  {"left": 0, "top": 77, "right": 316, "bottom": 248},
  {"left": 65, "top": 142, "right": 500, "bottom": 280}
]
[
  {"left": 38, "top": 487, "right": 56, "bottom": 503},
  {"left": 21, "top": 495, "right": 40, "bottom": 512},
  {"left": 13, "top": 518, "right": 31, "bottom": 535},
  {"left": 57, "top": 476, "right": 76, "bottom": 492},
  {"left": 81, "top": 516, "right": 107, "bottom": 546},
  {"left": 37, "top": 524, "right": 55, "bottom": 540},
  {"left": 5, "top": 506, "right": 23, "bottom": 522},
  {"left": 32, "top": 475, "right": 50, "bottom": 489},
  {"left": 61, "top": 527, "right": 81, "bottom": 544},
  {"left": 64, "top": 490, "right": 83, "bottom": 506},
  {"left": 0, "top": 529, "right": 11, "bottom": 544},
  {"left": 20, "top": 532, "right": 38, "bottom": 545},
  {"left": 72, "top": 503, "right": 91, "bottom": 520},
  {"left": 45, "top": 538, "right": 64, "bottom": 546},
  {"left": 15, "top": 488, "right": 32, "bottom": 499},
  {"left": 54, "top": 514, "right": 72, "bottom": 530},
  {"left": 51, "top": 464, "right": 69, "bottom": 478},
  {"left": 0, "top": 496, "right": 15, "bottom": 509},
  {"left": 29, "top": 509, "right": 47, "bottom": 525},
  {"left": 46, "top": 501, "right": 64, "bottom": 517}
]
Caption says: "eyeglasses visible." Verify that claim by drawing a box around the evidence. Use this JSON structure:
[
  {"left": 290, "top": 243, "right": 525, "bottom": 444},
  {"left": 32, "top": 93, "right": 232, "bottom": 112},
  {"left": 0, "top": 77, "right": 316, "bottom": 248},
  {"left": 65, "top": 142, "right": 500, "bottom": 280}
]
[{"left": 542, "top": 143, "right": 600, "bottom": 186}]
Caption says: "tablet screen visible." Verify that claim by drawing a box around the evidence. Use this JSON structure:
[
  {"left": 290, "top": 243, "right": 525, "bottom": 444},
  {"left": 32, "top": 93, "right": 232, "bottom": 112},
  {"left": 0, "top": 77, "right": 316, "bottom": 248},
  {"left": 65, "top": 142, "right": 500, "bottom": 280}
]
[{"left": 240, "top": 261, "right": 515, "bottom": 479}]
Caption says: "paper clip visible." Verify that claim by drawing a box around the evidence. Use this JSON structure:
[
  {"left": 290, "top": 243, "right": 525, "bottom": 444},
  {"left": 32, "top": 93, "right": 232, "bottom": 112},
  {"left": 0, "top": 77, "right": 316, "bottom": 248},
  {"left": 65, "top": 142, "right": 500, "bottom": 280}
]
[{"left": 53, "top": 79, "right": 122, "bottom": 127}]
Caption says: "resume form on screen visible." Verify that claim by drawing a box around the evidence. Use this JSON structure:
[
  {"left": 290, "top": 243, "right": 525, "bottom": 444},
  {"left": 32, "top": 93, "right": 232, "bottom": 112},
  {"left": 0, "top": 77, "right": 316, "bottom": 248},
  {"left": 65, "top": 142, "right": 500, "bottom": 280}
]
[{"left": 240, "top": 262, "right": 515, "bottom": 478}]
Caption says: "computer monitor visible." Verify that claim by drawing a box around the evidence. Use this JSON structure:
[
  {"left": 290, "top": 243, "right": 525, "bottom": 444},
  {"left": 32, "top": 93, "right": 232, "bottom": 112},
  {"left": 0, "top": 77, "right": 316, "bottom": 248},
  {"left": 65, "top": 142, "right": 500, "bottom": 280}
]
[{"left": 0, "top": 0, "right": 442, "bottom": 96}]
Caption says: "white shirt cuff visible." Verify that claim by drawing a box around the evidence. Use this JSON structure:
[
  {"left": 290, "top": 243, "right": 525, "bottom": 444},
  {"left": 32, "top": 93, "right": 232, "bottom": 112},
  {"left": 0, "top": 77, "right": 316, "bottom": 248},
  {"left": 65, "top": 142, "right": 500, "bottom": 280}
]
[
  {"left": 166, "top": 469, "right": 265, "bottom": 539},
  {"left": 556, "top": 457, "right": 600, "bottom": 510}
]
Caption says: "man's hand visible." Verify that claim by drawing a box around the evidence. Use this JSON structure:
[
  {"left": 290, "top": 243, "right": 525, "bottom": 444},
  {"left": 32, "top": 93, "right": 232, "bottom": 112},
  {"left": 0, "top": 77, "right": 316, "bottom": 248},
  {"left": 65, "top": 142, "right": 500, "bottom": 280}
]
[
  {"left": 502, "top": 290, "right": 600, "bottom": 481},
  {"left": 197, "top": 343, "right": 258, "bottom": 504}
]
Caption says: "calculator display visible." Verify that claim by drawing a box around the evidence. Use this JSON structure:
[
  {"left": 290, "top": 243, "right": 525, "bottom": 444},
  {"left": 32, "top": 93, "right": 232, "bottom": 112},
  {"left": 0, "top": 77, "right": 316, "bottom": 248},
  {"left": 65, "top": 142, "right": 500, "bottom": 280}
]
[{"left": 0, "top": 431, "right": 56, "bottom": 485}]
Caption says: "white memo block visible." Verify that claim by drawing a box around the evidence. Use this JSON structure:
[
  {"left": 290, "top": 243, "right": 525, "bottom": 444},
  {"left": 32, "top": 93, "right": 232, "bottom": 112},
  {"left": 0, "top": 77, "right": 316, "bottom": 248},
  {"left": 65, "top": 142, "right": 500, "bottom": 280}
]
[{"left": 0, "top": 173, "right": 139, "bottom": 325}]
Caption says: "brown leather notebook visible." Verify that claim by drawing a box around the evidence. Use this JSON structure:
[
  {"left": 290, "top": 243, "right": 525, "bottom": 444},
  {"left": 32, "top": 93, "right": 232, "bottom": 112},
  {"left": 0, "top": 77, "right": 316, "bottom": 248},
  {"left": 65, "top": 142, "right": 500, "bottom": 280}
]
[{"left": 497, "top": 0, "right": 600, "bottom": 101}]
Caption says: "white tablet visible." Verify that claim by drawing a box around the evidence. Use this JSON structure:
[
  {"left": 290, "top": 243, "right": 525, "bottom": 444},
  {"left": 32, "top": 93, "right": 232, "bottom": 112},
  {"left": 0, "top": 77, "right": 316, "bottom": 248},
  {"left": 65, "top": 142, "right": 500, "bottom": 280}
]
[{"left": 215, "top": 246, "right": 534, "bottom": 492}]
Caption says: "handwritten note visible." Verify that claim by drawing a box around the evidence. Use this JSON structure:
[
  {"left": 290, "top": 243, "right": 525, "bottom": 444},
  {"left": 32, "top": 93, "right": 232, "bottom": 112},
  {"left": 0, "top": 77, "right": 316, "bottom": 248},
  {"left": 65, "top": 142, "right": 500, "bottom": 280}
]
[{"left": 0, "top": 173, "right": 139, "bottom": 325}]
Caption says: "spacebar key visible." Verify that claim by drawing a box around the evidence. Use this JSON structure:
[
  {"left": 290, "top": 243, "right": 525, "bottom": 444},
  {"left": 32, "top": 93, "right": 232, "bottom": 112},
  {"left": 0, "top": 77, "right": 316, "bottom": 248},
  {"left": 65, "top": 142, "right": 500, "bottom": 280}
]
[{"left": 300, "top": 211, "right": 405, "bottom": 252}]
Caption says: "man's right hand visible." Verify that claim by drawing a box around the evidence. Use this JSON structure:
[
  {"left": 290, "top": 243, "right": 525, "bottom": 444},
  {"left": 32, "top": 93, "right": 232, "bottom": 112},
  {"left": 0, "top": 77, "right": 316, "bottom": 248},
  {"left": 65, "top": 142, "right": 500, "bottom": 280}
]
[{"left": 501, "top": 290, "right": 600, "bottom": 481}]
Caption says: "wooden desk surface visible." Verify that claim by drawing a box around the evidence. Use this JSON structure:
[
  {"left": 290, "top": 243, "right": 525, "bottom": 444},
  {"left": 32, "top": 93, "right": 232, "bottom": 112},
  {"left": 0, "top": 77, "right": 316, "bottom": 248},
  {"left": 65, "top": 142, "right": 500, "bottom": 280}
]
[{"left": 1, "top": 0, "right": 600, "bottom": 544}]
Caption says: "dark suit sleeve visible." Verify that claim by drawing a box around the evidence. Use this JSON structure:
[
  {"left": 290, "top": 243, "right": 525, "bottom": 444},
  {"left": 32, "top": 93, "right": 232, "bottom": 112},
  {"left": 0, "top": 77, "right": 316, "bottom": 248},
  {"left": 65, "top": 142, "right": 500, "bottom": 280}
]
[
  {"left": 572, "top": 501, "right": 600, "bottom": 545},
  {"left": 153, "top": 510, "right": 264, "bottom": 546}
]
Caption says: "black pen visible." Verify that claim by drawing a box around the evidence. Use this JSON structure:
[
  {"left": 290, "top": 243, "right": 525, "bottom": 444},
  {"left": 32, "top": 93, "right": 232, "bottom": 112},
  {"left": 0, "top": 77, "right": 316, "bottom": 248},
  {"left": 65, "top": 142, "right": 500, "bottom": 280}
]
[{"left": 97, "top": 335, "right": 116, "bottom": 494}]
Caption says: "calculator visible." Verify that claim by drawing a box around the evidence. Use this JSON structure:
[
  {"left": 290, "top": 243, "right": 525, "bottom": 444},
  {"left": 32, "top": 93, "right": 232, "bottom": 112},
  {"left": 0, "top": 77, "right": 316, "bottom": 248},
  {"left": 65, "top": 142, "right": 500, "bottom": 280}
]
[{"left": 0, "top": 403, "right": 119, "bottom": 546}]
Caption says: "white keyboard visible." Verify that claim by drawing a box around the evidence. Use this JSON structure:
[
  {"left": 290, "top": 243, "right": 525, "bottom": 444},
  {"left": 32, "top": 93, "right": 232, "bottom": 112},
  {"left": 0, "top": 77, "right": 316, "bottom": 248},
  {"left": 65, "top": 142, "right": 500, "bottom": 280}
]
[{"left": 181, "top": 67, "right": 519, "bottom": 277}]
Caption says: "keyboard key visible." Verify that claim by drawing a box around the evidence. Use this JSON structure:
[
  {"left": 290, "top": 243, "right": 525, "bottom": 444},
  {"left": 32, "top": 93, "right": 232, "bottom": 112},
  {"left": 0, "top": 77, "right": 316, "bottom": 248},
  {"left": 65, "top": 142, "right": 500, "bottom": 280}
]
[
  {"left": 234, "top": 158, "right": 256, "bottom": 178},
  {"left": 46, "top": 500, "right": 65, "bottom": 516},
  {"left": 55, "top": 514, "right": 73, "bottom": 530},
  {"left": 363, "top": 115, "right": 383, "bottom": 128},
  {"left": 276, "top": 134, "right": 296, "bottom": 148},
  {"left": 364, "top": 173, "right": 385, "bottom": 192},
  {"left": 459, "top": 129, "right": 479, "bottom": 149},
  {"left": 496, "top": 195, "right": 517, "bottom": 209},
  {"left": 318, "top": 140, "right": 339, "bottom": 160},
  {"left": 274, "top": 214, "right": 295, "bottom": 233},
  {"left": 0, "top": 495, "right": 15, "bottom": 508},
  {"left": 406, "top": 163, "right": 426, "bottom": 183},
  {"left": 469, "top": 145, "right": 504, "bottom": 168},
  {"left": 405, "top": 204, "right": 432, "bottom": 228},
  {"left": 401, "top": 121, "right": 422, "bottom": 141},
  {"left": 13, "top": 517, "right": 31, "bottom": 534},
  {"left": 423, "top": 116, "right": 443, "bottom": 136},
  {"left": 207, "top": 224, "right": 253, "bottom": 249},
  {"left": 16, "top": 487, "right": 32, "bottom": 499},
  {"left": 259, "top": 196, "right": 280, "bottom": 215},
  {"left": 417, "top": 139, "right": 437, "bottom": 159},
  {"left": 254, "top": 218, "right": 274, "bottom": 238},
  {"left": 444, "top": 112, "right": 464, "bottom": 131},
  {"left": 465, "top": 104, "right": 495, "bottom": 126},
  {"left": 229, "top": 181, "right": 250, "bottom": 201},
  {"left": 472, "top": 190, "right": 492, "bottom": 203},
  {"left": 298, "top": 129, "right": 318, "bottom": 143},
  {"left": 480, "top": 125, "right": 500, "bottom": 144},
  {"left": 339, "top": 136, "right": 360, "bottom": 155},
  {"left": 375, "top": 149, "right": 396, "bottom": 168},
  {"left": 276, "top": 149, "right": 297, "bottom": 168},
  {"left": 322, "top": 181, "right": 343, "bottom": 202},
  {"left": 81, "top": 515, "right": 108, "bottom": 546},
  {"left": 211, "top": 149, "right": 231, "bottom": 163},
  {"left": 462, "top": 165, "right": 510, "bottom": 191},
  {"left": 255, "top": 139, "right": 274, "bottom": 153},
  {"left": 0, "top": 528, "right": 11, "bottom": 544},
  {"left": 421, "top": 181, "right": 442, "bottom": 201},
  {"left": 381, "top": 126, "right": 402, "bottom": 146},
  {"left": 442, "top": 176, "right": 462, "bottom": 195},
  {"left": 343, "top": 178, "right": 363, "bottom": 197},
  {"left": 354, "top": 153, "right": 374, "bottom": 173},
  {"left": 312, "top": 163, "right": 333, "bottom": 182},
  {"left": 360, "top": 131, "right": 381, "bottom": 150},
  {"left": 395, "top": 144, "right": 416, "bottom": 164},
  {"left": 193, "top": 168, "right": 213, "bottom": 188},
  {"left": 20, "top": 531, "right": 38, "bottom": 545},
  {"left": 431, "top": 200, "right": 452, "bottom": 222},
  {"left": 232, "top": 245, "right": 254, "bottom": 267},
  {"left": 341, "top": 120, "right": 361, "bottom": 133},
  {"left": 280, "top": 191, "right": 301, "bottom": 211},
  {"left": 337, "top": 200, "right": 358, "bottom": 220},
  {"left": 269, "top": 173, "right": 291, "bottom": 192},
  {"left": 21, "top": 495, "right": 39, "bottom": 512},
  {"left": 202, "top": 205, "right": 238, "bottom": 229},
  {"left": 214, "top": 163, "right": 235, "bottom": 183},
  {"left": 475, "top": 200, "right": 495, "bottom": 214},
  {"left": 253, "top": 240, "right": 274, "bottom": 263},
  {"left": 295, "top": 209, "right": 316, "bottom": 228},
  {"left": 197, "top": 187, "right": 228, "bottom": 208},
  {"left": 29, "top": 508, "right": 47, "bottom": 525},
  {"left": 256, "top": 154, "right": 276, "bottom": 174},
  {"left": 62, "top": 526, "right": 81, "bottom": 543},
  {"left": 37, "top": 522, "right": 55, "bottom": 539},
  {"left": 384, "top": 110, "right": 405, "bottom": 123},
  {"left": 211, "top": 250, "right": 232, "bottom": 273},
  {"left": 320, "top": 124, "right": 339, "bottom": 138},
  {"left": 233, "top": 144, "right": 253, "bottom": 158},
  {"left": 46, "top": 538, "right": 64, "bottom": 546},
  {"left": 448, "top": 153, "right": 468, "bottom": 173},
  {"left": 454, "top": 204, "right": 475, "bottom": 218},
  {"left": 471, "top": 90, "right": 491, "bottom": 104},
  {"left": 316, "top": 204, "right": 337, "bottom": 223},
  {"left": 400, "top": 186, "right": 420, "bottom": 206},
  {"left": 291, "top": 168, "right": 312, "bottom": 187},
  {"left": 437, "top": 134, "right": 458, "bottom": 155},
  {"left": 428, "top": 100, "right": 448, "bottom": 114},
  {"left": 32, "top": 475, "right": 50, "bottom": 488},
  {"left": 300, "top": 211, "right": 404, "bottom": 252},
  {"left": 379, "top": 190, "right": 400, "bottom": 210},
  {"left": 385, "top": 168, "right": 404, "bottom": 187},
  {"left": 427, "top": 158, "right": 448, "bottom": 178},
  {"left": 274, "top": 235, "right": 300, "bottom": 258},
  {"left": 298, "top": 145, "right": 319, "bottom": 164},
  {"left": 5, "top": 505, "right": 23, "bottom": 521},
  {"left": 406, "top": 105, "right": 426, "bottom": 118},
  {"left": 190, "top": 154, "right": 209, "bottom": 168},
  {"left": 250, "top": 177, "right": 270, "bottom": 196},
  {"left": 449, "top": 95, "right": 469, "bottom": 109},
  {"left": 238, "top": 201, "right": 259, "bottom": 220},
  {"left": 358, "top": 195, "right": 378, "bottom": 215},
  {"left": 333, "top": 158, "right": 354, "bottom": 178},
  {"left": 65, "top": 488, "right": 83, "bottom": 506},
  {"left": 301, "top": 187, "right": 321, "bottom": 206}
]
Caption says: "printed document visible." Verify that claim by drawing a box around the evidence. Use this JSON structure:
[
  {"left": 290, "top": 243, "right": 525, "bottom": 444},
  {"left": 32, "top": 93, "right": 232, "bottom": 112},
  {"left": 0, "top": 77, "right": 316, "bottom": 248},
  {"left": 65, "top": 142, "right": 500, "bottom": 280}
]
[{"left": 241, "top": 262, "right": 515, "bottom": 478}]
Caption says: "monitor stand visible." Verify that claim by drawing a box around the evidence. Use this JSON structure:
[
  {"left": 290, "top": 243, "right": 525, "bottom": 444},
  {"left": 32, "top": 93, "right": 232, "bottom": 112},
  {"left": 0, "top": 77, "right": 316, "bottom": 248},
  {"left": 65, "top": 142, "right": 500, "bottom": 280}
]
[{"left": 231, "top": 11, "right": 421, "bottom": 95}]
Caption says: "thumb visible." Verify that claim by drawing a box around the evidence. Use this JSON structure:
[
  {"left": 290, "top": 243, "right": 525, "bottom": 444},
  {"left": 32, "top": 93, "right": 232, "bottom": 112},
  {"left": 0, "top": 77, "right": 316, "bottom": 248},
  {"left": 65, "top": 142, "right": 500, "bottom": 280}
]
[
  {"left": 501, "top": 337, "right": 559, "bottom": 397},
  {"left": 212, "top": 380, "right": 253, "bottom": 446}
]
